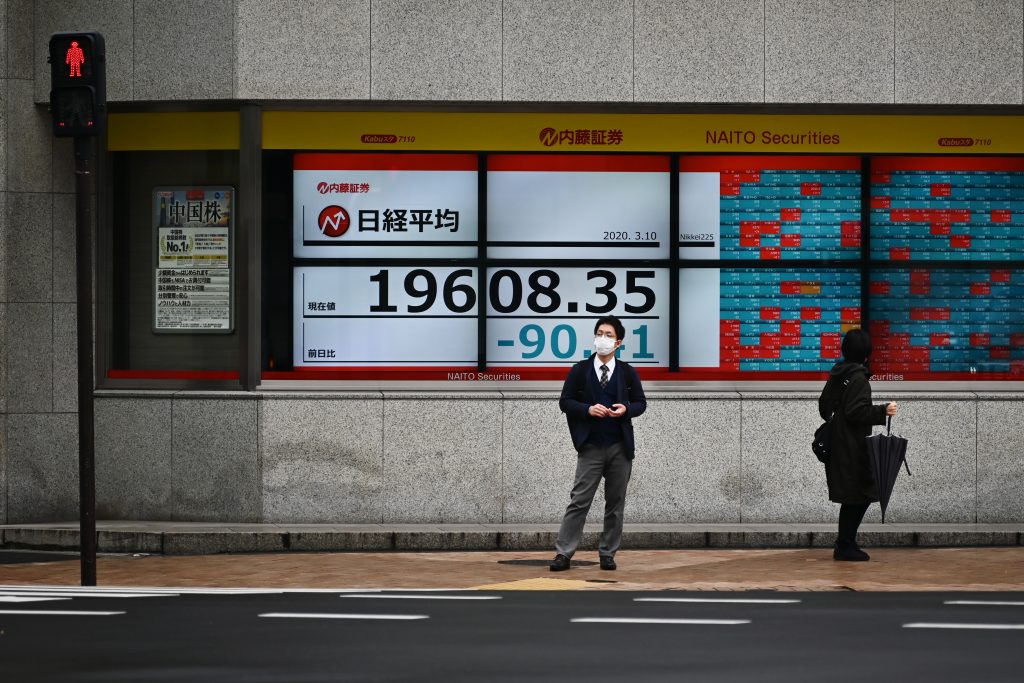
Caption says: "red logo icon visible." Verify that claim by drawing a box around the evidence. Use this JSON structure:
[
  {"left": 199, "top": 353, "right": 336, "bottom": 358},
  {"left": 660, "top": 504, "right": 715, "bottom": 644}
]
[
  {"left": 317, "top": 205, "right": 350, "bottom": 238},
  {"left": 539, "top": 127, "right": 558, "bottom": 147}
]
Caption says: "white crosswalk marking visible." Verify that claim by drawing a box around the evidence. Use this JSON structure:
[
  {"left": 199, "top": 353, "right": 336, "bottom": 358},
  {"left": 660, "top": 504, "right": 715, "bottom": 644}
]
[
  {"left": 0, "top": 596, "right": 72, "bottom": 603},
  {"left": 944, "top": 601, "right": 1024, "bottom": 607}
]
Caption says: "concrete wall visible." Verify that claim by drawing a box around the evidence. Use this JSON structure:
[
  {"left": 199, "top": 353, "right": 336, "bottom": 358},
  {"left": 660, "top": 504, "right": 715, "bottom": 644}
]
[
  {"left": 3, "top": 0, "right": 84, "bottom": 526},
  {"left": 29, "top": 391, "right": 1012, "bottom": 525},
  {"left": 3, "top": 2, "right": 1024, "bottom": 524},
  {"left": 22, "top": 1, "right": 1024, "bottom": 105}
]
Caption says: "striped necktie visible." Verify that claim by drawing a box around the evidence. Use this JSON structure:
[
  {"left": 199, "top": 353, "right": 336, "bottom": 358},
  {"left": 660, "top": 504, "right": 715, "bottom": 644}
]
[{"left": 600, "top": 364, "right": 609, "bottom": 388}]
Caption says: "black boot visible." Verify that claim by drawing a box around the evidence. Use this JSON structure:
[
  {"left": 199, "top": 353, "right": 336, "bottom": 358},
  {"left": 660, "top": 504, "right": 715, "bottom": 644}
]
[
  {"left": 835, "top": 503, "right": 871, "bottom": 561},
  {"left": 833, "top": 539, "right": 870, "bottom": 561}
]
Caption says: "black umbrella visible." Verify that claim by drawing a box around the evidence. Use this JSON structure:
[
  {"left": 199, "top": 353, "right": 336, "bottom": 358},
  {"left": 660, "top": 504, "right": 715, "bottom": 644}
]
[{"left": 866, "top": 416, "right": 911, "bottom": 523}]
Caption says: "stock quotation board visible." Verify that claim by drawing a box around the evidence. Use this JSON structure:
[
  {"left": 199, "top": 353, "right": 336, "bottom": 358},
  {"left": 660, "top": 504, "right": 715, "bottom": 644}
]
[
  {"left": 868, "top": 268, "right": 1024, "bottom": 379},
  {"left": 679, "top": 156, "right": 862, "bottom": 260},
  {"left": 680, "top": 268, "right": 860, "bottom": 377},
  {"left": 288, "top": 151, "right": 1023, "bottom": 382},
  {"left": 870, "top": 157, "right": 1024, "bottom": 261},
  {"left": 293, "top": 153, "right": 671, "bottom": 378}
]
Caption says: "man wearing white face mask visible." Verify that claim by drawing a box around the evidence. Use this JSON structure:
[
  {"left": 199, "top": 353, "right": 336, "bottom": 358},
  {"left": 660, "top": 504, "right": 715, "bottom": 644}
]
[{"left": 550, "top": 315, "right": 647, "bottom": 572}]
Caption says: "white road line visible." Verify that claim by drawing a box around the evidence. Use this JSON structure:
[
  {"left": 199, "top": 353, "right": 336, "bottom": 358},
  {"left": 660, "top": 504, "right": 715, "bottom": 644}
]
[
  {"left": 945, "top": 601, "right": 1024, "bottom": 607},
  {"left": 258, "top": 613, "right": 429, "bottom": 621},
  {"left": 0, "top": 585, "right": 469, "bottom": 595},
  {"left": 0, "top": 596, "right": 72, "bottom": 603},
  {"left": 0, "top": 586, "right": 261, "bottom": 595},
  {"left": 634, "top": 598, "right": 800, "bottom": 604},
  {"left": 903, "top": 623, "right": 1024, "bottom": 631},
  {"left": 0, "top": 591, "right": 176, "bottom": 599},
  {"left": 333, "top": 588, "right": 473, "bottom": 594},
  {"left": 339, "top": 595, "right": 501, "bottom": 601},
  {"left": 0, "top": 610, "right": 125, "bottom": 616},
  {"left": 572, "top": 618, "right": 750, "bottom": 625},
  {"left": 0, "top": 585, "right": 275, "bottom": 595}
]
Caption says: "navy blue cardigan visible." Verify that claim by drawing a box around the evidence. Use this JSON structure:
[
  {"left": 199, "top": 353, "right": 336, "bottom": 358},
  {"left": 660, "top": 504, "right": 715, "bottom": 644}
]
[{"left": 558, "top": 357, "right": 647, "bottom": 459}]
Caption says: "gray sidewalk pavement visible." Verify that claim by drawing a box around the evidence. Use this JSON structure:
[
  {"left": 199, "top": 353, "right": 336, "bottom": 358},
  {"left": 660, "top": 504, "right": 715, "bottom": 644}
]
[{"left": 2, "top": 521, "right": 1022, "bottom": 555}]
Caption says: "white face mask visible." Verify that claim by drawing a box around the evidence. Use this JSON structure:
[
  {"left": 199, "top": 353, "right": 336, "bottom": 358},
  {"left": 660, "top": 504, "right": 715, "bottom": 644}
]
[{"left": 593, "top": 336, "right": 617, "bottom": 356}]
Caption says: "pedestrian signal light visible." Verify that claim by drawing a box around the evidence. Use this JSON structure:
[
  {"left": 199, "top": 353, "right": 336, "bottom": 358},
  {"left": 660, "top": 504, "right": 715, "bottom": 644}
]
[{"left": 48, "top": 32, "right": 106, "bottom": 137}]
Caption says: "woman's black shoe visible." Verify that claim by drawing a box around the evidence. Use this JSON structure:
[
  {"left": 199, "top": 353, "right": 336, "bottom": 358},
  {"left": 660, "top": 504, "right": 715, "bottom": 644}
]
[{"left": 833, "top": 542, "right": 870, "bottom": 562}]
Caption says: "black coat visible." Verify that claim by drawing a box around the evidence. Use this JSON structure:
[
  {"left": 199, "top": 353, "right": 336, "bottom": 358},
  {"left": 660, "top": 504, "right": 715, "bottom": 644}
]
[
  {"left": 819, "top": 361, "right": 888, "bottom": 504},
  {"left": 559, "top": 357, "right": 647, "bottom": 459}
]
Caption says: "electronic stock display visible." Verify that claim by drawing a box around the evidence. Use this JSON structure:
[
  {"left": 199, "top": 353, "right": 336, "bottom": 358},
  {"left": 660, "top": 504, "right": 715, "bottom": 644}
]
[
  {"left": 294, "top": 153, "right": 671, "bottom": 374},
  {"left": 291, "top": 152, "right": 1024, "bottom": 381},
  {"left": 867, "top": 157, "right": 1024, "bottom": 379},
  {"left": 679, "top": 156, "right": 862, "bottom": 260},
  {"left": 680, "top": 268, "right": 860, "bottom": 376},
  {"left": 869, "top": 269, "right": 1024, "bottom": 379},
  {"left": 676, "top": 156, "right": 862, "bottom": 378},
  {"left": 870, "top": 157, "right": 1024, "bottom": 261}
]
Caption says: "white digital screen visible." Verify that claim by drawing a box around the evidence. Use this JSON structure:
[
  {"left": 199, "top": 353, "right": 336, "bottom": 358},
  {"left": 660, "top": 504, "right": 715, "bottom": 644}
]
[
  {"left": 294, "top": 266, "right": 478, "bottom": 367},
  {"left": 293, "top": 153, "right": 479, "bottom": 258},
  {"left": 486, "top": 267, "right": 669, "bottom": 366},
  {"left": 487, "top": 155, "right": 670, "bottom": 259},
  {"left": 679, "top": 268, "right": 721, "bottom": 367}
]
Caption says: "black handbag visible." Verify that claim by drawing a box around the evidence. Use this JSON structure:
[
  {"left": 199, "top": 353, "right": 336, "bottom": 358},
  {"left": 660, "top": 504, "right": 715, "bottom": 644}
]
[
  {"left": 812, "top": 378, "right": 848, "bottom": 464},
  {"left": 811, "top": 421, "right": 833, "bottom": 464}
]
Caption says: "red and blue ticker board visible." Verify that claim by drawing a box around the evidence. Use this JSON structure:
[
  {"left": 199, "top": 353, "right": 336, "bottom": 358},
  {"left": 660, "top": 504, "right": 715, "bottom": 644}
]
[
  {"left": 679, "top": 267, "right": 861, "bottom": 379},
  {"left": 869, "top": 268, "right": 1024, "bottom": 380},
  {"left": 679, "top": 156, "right": 862, "bottom": 260},
  {"left": 870, "top": 157, "right": 1024, "bottom": 261}
]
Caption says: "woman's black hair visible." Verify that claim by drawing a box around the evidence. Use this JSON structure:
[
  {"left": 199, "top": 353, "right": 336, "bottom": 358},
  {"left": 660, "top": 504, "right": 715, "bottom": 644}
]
[
  {"left": 594, "top": 315, "right": 625, "bottom": 341},
  {"left": 841, "top": 328, "right": 872, "bottom": 364}
]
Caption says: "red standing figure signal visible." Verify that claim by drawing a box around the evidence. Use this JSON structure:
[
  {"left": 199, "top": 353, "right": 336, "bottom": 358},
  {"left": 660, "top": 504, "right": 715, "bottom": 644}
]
[
  {"left": 49, "top": 32, "right": 106, "bottom": 137},
  {"left": 66, "top": 40, "right": 85, "bottom": 77}
]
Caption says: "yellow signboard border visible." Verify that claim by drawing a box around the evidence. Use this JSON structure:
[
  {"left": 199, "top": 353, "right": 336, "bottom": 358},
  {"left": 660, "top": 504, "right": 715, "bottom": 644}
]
[
  {"left": 263, "top": 111, "right": 1024, "bottom": 154},
  {"left": 106, "top": 110, "right": 1024, "bottom": 154},
  {"left": 108, "top": 112, "right": 241, "bottom": 151}
]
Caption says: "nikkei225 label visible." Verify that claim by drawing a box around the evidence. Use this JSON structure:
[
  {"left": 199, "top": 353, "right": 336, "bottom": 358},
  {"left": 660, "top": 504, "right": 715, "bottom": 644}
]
[{"left": 486, "top": 267, "right": 669, "bottom": 366}]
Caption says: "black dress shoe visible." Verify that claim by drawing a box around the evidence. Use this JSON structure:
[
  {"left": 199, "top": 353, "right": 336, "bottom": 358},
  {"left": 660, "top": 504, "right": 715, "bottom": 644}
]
[
  {"left": 549, "top": 554, "right": 571, "bottom": 571},
  {"left": 833, "top": 543, "right": 870, "bottom": 562},
  {"left": 599, "top": 556, "right": 617, "bottom": 571}
]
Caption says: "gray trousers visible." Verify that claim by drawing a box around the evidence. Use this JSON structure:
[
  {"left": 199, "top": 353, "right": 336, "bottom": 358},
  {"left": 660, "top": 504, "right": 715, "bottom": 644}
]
[{"left": 554, "top": 441, "right": 633, "bottom": 559}]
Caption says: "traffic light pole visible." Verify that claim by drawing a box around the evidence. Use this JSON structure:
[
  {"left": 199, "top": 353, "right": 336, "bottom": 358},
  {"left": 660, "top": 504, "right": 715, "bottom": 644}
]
[
  {"left": 49, "top": 30, "right": 104, "bottom": 586},
  {"left": 75, "top": 135, "right": 97, "bottom": 586}
]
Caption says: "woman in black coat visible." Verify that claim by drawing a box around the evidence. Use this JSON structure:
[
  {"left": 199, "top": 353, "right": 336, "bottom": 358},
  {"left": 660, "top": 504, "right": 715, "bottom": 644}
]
[{"left": 819, "top": 329, "right": 898, "bottom": 561}]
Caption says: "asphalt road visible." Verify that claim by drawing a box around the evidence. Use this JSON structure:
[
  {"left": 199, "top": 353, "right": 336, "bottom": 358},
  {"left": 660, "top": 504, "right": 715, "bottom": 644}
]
[
  {"left": 0, "top": 550, "right": 81, "bottom": 565},
  {"left": 1, "top": 586, "right": 1021, "bottom": 682}
]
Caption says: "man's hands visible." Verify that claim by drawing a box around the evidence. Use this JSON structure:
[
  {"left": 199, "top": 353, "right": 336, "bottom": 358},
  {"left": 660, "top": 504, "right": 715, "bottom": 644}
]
[{"left": 589, "top": 403, "right": 627, "bottom": 418}]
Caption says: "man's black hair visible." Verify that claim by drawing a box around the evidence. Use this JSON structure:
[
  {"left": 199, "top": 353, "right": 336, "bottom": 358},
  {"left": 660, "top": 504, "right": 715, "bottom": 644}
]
[
  {"left": 841, "top": 328, "right": 872, "bottom": 364},
  {"left": 594, "top": 315, "right": 625, "bottom": 341}
]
